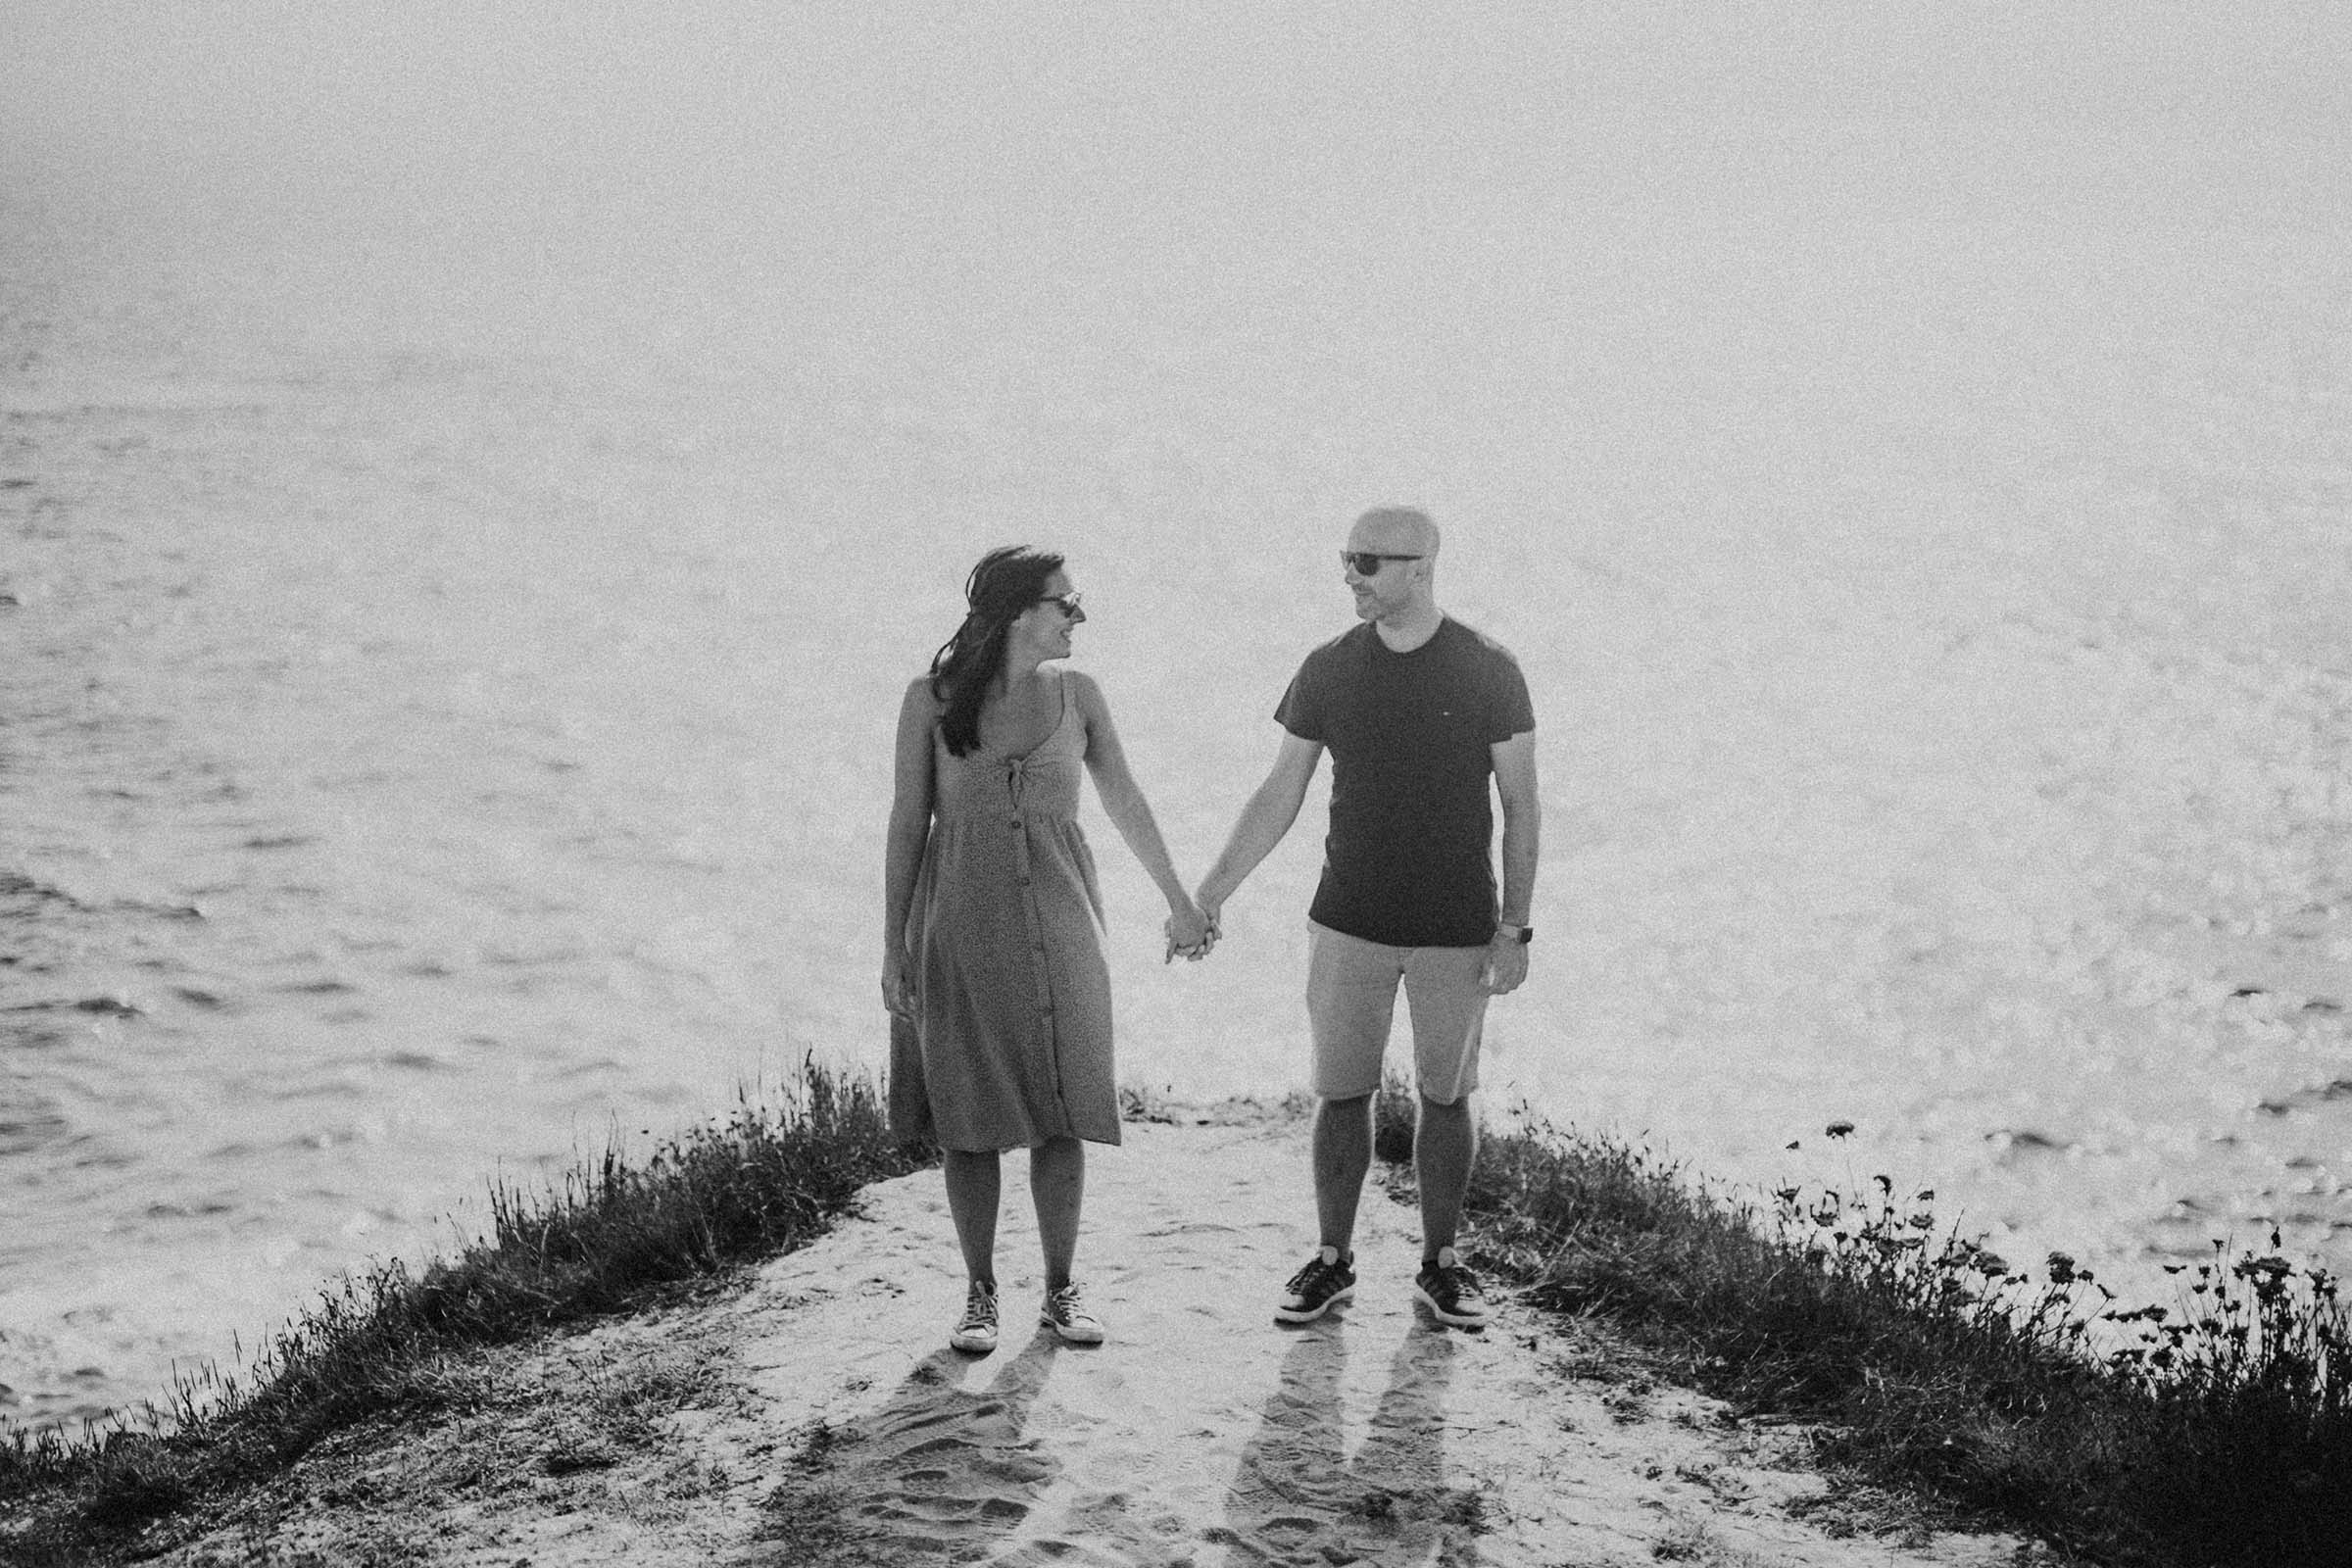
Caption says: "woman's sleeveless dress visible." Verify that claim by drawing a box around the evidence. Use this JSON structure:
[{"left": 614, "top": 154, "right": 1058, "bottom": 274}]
[{"left": 912, "top": 676, "right": 1119, "bottom": 1151}]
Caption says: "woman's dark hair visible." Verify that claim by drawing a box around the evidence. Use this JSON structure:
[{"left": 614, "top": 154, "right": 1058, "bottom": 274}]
[{"left": 928, "top": 546, "right": 1064, "bottom": 758}]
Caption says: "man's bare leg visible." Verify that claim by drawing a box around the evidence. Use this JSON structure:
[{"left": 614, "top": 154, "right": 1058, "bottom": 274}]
[
  {"left": 1414, "top": 1092, "right": 1476, "bottom": 1259},
  {"left": 1313, "top": 1093, "right": 1374, "bottom": 1254}
]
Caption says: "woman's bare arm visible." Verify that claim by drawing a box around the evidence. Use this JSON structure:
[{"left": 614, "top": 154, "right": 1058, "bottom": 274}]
[
  {"left": 881, "top": 678, "right": 940, "bottom": 1012},
  {"left": 1071, "top": 671, "right": 1208, "bottom": 953}
]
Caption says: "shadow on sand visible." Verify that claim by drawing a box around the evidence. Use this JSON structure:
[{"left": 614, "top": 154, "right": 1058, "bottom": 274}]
[
  {"left": 748, "top": 1334, "right": 1063, "bottom": 1564},
  {"left": 1214, "top": 1314, "right": 1488, "bottom": 1566}
]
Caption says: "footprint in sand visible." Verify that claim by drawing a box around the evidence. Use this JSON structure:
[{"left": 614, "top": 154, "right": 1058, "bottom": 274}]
[{"left": 750, "top": 1336, "right": 1061, "bottom": 1564}]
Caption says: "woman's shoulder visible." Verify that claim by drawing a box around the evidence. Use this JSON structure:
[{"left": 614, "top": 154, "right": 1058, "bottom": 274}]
[
  {"left": 1061, "top": 666, "right": 1110, "bottom": 714},
  {"left": 901, "top": 675, "right": 947, "bottom": 715}
]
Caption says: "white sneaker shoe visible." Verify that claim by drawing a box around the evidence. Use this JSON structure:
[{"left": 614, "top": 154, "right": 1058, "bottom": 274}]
[
  {"left": 950, "top": 1281, "right": 999, "bottom": 1353},
  {"left": 1040, "top": 1282, "right": 1106, "bottom": 1345}
]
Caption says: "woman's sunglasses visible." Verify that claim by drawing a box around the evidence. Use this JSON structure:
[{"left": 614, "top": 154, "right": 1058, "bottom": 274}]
[
  {"left": 1037, "top": 592, "right": 1084, "bottom": 616},
  {"left": 1341, "top": 551, "right": 1425, "bottom": 575}
]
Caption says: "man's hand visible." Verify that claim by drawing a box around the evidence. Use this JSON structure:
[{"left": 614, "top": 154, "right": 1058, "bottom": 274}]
[
  {"left": 1164, "top": 897, "right": 1215, "bottom": 962},
  {"left": 1194, "top": 889, "right": 1226, "bottom": 945},
  {"left": 1480, "top": 935, "right": 1530, "bottom": 995}
]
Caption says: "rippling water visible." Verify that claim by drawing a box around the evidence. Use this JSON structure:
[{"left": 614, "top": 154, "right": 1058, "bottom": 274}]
[{"left": 5, "top": 2, "right": 2351, "bottom": 1430}]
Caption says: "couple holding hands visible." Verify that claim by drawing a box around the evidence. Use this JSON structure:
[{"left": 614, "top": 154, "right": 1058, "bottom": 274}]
[{"left": 882, "top": 507, "right": 1540, "bottom": 1354}]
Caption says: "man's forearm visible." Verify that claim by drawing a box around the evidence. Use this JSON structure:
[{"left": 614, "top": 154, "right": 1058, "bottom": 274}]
[
  {"left": 1200, "top": 781, "right": 1303, "bottom": 909},
  {"left": 1496, "top": 797, "right": 1540, "bottom": 927}
]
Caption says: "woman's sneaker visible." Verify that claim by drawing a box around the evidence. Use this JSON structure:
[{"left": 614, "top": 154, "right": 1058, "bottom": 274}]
[
  {"left": 1040, "top": 1282, "right": 1106, "bottom": 1345},
  {"left": 1412, "top": 1247, "right": 1491, "bottom": 1328},
  {"left": 950, "top": 1282, "right": 999, "bottom": 1354},
  {"left": 1275, "top": 1246, "right": 1357, "bottom": 1323}
]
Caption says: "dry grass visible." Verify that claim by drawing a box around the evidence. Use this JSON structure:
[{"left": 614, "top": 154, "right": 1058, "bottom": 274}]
[
  {"left": 0, "top": 1060, "right": 924, "bottom": 1565},
  {"left": 1372, "top": 1076, "right": 2352, "bottom": 1568},
  {"left": 9, "top": 1064, "right": 2346, "bottom": 1566}
]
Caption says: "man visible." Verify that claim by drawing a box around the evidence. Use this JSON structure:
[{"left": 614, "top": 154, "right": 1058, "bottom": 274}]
[{"left": 1197, "top": 507, "right": 1539, "bottom": 1329}]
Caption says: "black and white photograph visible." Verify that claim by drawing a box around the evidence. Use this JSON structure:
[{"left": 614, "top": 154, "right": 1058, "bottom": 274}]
[{"left": 4, "top": 3, "right": 2348, "bottom": 1562}]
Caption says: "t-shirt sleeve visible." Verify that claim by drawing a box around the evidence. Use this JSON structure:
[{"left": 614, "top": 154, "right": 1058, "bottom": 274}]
[
  {"left": 1485, "top": 649, "right": 1536, "bottom": 742},
  {"left": 1274, "top": 655, "right": 1324, "bottom": 740}
]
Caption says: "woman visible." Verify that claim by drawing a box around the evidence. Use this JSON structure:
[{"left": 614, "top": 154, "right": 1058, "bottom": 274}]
[{"left": 883, "top": 546, "right": 1210, "bottom": 1353}]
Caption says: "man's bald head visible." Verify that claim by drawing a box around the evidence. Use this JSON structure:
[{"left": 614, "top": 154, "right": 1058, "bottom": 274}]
[{"left": 1350, "top": 506, "right": 1441, "bottom": 559}]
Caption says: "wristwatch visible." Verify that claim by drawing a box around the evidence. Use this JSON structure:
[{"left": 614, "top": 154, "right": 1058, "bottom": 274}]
[{"left": 1494, "top": 922, "right": 1534, "bottom": 945}]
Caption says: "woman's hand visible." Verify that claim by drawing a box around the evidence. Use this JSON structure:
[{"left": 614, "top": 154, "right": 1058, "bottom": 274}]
[
  {"left": 1164, "top": 896, "right": 1215, "bottom": 963},
  {"left": 881, "top": 952, "right": 916, "bottom": 1016}
]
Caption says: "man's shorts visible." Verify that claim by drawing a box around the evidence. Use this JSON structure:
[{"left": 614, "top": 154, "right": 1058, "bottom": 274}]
[{"left": 1305, "top": 920, "right": 1491, "bottom": 1104}]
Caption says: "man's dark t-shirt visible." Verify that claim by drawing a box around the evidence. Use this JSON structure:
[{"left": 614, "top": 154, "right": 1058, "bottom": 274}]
[{"left": 1274, "top": 616, "right": 1535, "bottom": 948}]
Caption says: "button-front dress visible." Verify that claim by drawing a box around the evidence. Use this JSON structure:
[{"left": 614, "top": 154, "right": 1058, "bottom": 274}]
[{"left": 911, "top": 675, "right": 1119, "bottom": 1151}]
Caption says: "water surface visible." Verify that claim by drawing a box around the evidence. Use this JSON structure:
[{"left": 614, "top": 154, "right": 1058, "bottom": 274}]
[{"left": 3, "top": 1, "right": 2349, "bottom": 1427}]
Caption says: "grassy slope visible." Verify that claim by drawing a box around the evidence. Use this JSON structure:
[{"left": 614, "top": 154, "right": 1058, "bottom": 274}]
[
  {"left": 1382, "top": 1080, "right": 2352, "bottom": 1568},
  {"left": 7, "top": 1068, "right": 2349, "bottom": 1567},
  {"left": 0, "top": 1064, "right": 927, "bottom": 1566}
]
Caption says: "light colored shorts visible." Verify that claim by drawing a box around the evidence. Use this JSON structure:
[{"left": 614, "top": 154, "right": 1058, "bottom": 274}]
[{"left": 1305, "top": 920, "right": 1491, "bottom": 1104}]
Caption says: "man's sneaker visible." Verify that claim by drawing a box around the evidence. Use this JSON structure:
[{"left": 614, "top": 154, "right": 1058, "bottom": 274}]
[
  {"left": 1040, "top": 1282, "right": 1106, "bottom": 1345},
  {"left": 1275, "top": 1246, "right": 1357, "bottom": 1323},
  {"left": 950, "top": 1282, "right": 999, "bottom": 1354},
  {"left": 1413, "top": 1247, "right": 1492, "bottom": 1328}
]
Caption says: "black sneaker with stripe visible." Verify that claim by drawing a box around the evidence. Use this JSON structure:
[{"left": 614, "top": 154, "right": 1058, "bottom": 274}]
[
  {"left": 1412, "top": 1247, "right": 1491, "bottom": 1328},
  {"left": 1275, "top": 1245, "right": 1356, "bottom": 1323}
]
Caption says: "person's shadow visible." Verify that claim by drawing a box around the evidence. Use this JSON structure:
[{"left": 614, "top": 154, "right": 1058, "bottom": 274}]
[
  {"left": 1213, "top": 1319, "right": 1486, "bottom": 1565},
  {"left": 748, "top": 1333, "right": 1062, "bottom": 1565}
]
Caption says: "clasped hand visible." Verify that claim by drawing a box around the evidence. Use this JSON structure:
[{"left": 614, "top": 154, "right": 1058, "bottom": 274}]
[{"left": 1163, "top": 898, "right": 1217, "bottom": 963}]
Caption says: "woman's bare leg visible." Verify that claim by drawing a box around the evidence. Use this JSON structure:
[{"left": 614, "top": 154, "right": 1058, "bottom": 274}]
[
  {"left": 944, "top": 1149, "right": 1002, "bottom": 1289},
  {"left": 1030, "top": 1137, "right": 1085, "bottom": 1292}
]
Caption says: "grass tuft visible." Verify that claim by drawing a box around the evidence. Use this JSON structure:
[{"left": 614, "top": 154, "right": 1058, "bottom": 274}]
[
  {"left": 1397, "top": 1077, "right": 2352, "bottom": 1568},
  {"left": 0, "top": 1058, "right": 926, "bottom": 1562},
  {"left": 1372, "top": 1074, "right": 1417, "bottom": 1164}
]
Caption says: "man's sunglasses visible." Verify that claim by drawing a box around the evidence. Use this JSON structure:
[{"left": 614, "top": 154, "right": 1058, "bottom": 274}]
[
  {"left": 1341, "top": 551, "right": 1425, "bottom": 575},
  {"left": 1037, "top": 592, "right": 1084, "bottom": 615}
]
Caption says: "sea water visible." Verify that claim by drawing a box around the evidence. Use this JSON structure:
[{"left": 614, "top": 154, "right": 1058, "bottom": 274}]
[{"left": 4, "top": 1, "right": 2350, "bottom": 1430}]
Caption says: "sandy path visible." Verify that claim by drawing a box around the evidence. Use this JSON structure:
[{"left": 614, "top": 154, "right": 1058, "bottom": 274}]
[{"left": 161, "top": 1119, "right": 2034, "bottom": 1567}]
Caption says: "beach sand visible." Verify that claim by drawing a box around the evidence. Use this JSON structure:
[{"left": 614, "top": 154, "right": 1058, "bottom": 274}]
[{"left": 154, "top": 1116, "right": 2036, "bottom": 1566}]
